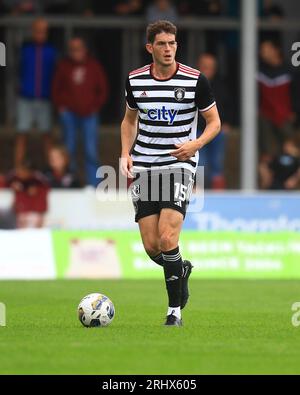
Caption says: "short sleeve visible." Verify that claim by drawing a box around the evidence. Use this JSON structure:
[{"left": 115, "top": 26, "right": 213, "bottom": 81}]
[
  {"left": 195, "top": 73, "right": 216, "bottom": 112},
  {"left": 125, "top": 77, "right": 138, "bottom": 110}
]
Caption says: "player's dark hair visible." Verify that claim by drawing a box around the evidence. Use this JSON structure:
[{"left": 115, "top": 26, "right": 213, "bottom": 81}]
[{"left": 146, "top": 20, "right": 177, "bottom": 43}]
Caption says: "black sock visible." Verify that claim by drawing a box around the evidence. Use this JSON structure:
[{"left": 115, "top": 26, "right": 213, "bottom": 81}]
[
  {"left": 162, "top": 247, "right": 183, "bottom": 308},
  {"left": 149, "top": 252, "right": 164, "bottom": 267}
]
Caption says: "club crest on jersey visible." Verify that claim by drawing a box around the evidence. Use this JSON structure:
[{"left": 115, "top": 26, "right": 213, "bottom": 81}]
[
  {"left": 174, "top": 87, "right": 185, "bottom": 101},
  {"left": 131, "top": 184, "right": 140, "bottom": 201}
]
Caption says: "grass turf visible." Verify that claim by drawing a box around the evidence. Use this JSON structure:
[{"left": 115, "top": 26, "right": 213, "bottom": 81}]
[{"left": 0, "top": 279, "right": 300, "bottom": 374}]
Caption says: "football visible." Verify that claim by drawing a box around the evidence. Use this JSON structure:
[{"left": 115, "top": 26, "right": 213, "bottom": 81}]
[{"left": 78, "top": 293, "right": 115, "bottom": 327}]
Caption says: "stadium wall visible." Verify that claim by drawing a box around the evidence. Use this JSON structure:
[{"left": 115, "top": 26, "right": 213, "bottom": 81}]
[{"left": 0, "top": 191, "right": 300, "bottom": 279}]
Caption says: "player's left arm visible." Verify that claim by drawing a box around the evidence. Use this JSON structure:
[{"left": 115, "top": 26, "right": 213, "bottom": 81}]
[{"left": 170, "top": 105, "right": 221, "bottom": 161}]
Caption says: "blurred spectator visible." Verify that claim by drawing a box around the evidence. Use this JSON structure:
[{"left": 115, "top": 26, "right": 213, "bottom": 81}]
[
  {"left": 2, "top": 0, "right": 40, "bottom": 14},
  {"left": 191, "top": 0, "right": 222, "bottom": 16},
  {"left": 223, "top": 0, "right": 240, "bottom": 126},
  {"left": 44, "top": 145, "right": 80, "bottom": 188},
  {"left": 262, "top": 0, "right": 284, "bottom": 18},
  {"left": 2, "top": 0, "right": 71, "bottom": 14},
  {"left": 197, "top": 53, "right": 233, "bottom": 190},
  {"left": 70, "top": 1, "right": 116, "bottom": 16},
  {"left": 115, "top": 0, "right": 144, "bottom": 16},
  {"left": 43, "top": 0, "right": 70, "bottom": 14},
  {"left": 66, "top": 0, "right": 93, "bottom": 15},
  {"left": 190, "top": 0, "right": 223, "bottom": 55},
  {"left": 146, "top": 0, "right": 178, "bottom": 24},
  {"left": 52, "top": 37, "right": 109, "bottom": 187},
  {"left": 15, "top": 18, "right": 57, "bottom": 168},
  {"left": 6, "top": 160, "right": 49, "bottom": 228},
  {"left": 260, "top": 1, "right": 285, "bottom": 45},
  {"left": 259, "top": 138, "right": 300, "bottom": 190},
  {"left": 258, "top": 40, "right": 295, "bottom": 159}
]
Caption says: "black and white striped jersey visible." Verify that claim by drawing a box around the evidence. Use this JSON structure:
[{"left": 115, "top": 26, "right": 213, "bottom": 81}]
[{"left": 125, "top": 62, "right": 216, "bottom": 174}]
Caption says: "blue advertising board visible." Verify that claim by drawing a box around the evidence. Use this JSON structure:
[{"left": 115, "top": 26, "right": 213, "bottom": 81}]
[{"left": 184, "top": 192, "right": 300, "bottom": 231}]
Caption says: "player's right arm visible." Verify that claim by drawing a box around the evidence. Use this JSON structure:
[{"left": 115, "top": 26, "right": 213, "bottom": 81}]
[{"left": 120, "top": 106, "right": 138, "bottom": 178}]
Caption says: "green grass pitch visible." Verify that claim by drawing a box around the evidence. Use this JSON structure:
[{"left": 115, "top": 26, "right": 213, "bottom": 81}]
[{"left": 0, "top": 279, "right": 300, "bottom": 374}]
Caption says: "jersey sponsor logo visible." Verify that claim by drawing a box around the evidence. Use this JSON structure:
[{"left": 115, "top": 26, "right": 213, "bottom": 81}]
[
  {"left": 144, "top": 106, "right": 178, "bottom": 125},
  {"left": 140, "top": 91, "right": 148, "bottom": 97},
  {"left": 174, "top": 87, "right": 186, "bottom": 101}
]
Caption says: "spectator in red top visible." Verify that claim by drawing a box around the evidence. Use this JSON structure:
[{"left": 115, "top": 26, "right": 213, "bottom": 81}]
[
  {"left": 257, "top": 40, "right": 295, "bottom": 159},
  {"left": 6, "top": 160, "right": 49, "bottom": 228},
  {"left": 52, "top": 37, "right": 109, "bottom": 186}
]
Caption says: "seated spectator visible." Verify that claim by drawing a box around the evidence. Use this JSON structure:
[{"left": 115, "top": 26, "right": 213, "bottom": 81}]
[
  {"left": 52, "top": 37, "right": 109, "bottom": 187},
  {"left": 260, "top": 1, "right": 285, "bottom": 45},
  {"left": 2, "top": 0, "right": 39, "bottom": 14},
  {"left": 258, "top": 40, "right": 295, "bottom": 159},
  {"left": 45, "top": 145, "right": 80, "bottom": 188},
  {"left": 146, "top": 0, "right": 178, "bottom": 24},
  {"left": 191, "top": 0, "right": 222, "bottom": 16},
  {"left": 197, "top": 53, "right": 233, "bottom": 190},
  {"left": 15, "top": 18, "right": 57, "bottom": 168},
  {"left": 3, "top": 0, "right": 72, "bottom": 14},
  {"left": 259, "top": 138, "right": 300, "bottom": 190},
  {"left": 189, "top": 1, "right": 223, "bottom": 63},
  {"left": 114, "top": 0, "right": 144, "bottom": 16},
  {"left": 70, "top": 0, "right": 116, "bottom": 15},
  {"left": 6, "top": 160, "right": 49, "bottom": 228},
  {"left": 44, "top": 0, "right": 70, "bottom": 14}
]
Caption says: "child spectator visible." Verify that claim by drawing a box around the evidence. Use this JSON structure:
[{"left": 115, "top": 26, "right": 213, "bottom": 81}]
[
  {"left": 259, "top": 139, "right": 300, "bottom": 190},
  {"left": 45, "top": 145, "right": 80, "bottom": 188},
  {"left": 6, "top": 160, "right": 49, "bottom": 228}
]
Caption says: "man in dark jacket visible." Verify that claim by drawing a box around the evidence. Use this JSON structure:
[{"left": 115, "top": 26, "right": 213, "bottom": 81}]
[
  {"left": 259, "top": 138, "right": 300, "bottom": 190},
  {"left": 52, "top": 37, "right": 109, "bottom": 186},
  {"left": 15, "top": 18, "right": 57, "bottom": 167}
]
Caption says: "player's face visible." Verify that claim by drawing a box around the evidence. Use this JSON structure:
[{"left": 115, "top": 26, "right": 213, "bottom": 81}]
[{"left": 146, "top": 32, "right": 177, "bottom": 67}]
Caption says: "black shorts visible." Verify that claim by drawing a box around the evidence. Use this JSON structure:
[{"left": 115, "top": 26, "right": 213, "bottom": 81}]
[{"left": 130, "top": 168, "right": 194, "bottom": 223}]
